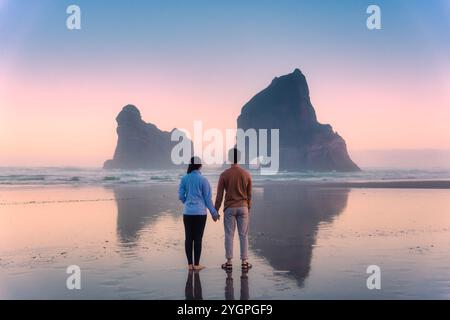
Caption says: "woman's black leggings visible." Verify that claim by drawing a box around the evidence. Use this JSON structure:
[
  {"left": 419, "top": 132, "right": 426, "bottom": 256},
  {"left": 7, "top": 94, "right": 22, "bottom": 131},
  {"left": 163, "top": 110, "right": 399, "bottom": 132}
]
[{"left": 183, "top": 215, "right": 207, "bottom": 265}]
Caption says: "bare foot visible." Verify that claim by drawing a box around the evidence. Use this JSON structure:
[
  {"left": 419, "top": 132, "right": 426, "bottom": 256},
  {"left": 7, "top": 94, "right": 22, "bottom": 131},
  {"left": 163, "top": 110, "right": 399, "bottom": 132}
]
[
  {"left": 188, "top": 264, "right": 194, "bottom": 270},
  {"left": 193, "top": 264, "right": 205, "bottom": 271}
]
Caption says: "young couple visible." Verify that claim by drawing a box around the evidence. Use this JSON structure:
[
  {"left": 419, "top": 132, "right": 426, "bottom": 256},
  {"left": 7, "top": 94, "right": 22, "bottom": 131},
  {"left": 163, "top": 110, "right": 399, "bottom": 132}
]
[{"left": 178, "top": 148, "right": 252, "bottom": 272}]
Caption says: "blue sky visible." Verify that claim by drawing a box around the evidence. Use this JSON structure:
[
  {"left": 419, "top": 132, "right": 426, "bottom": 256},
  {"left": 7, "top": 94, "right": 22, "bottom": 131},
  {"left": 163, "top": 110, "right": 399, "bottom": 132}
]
[{"left": 2, "top": 0, "right": 449, "bottom": 73}]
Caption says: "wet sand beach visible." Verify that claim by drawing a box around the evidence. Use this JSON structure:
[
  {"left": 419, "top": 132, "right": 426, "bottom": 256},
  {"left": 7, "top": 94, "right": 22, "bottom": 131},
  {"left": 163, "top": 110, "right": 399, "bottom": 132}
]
[{"left": 1, "top": 182, "right": 450, "bottom": 299}]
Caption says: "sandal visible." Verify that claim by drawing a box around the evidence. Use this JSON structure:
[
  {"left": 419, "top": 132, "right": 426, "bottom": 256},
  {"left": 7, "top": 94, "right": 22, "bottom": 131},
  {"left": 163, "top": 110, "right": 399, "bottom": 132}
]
[
  {"left": 221, "top": 262, "right": 233, "bottom": 270},
  {"left": 241, "top": 262, "right": 252, "bottom": 270}
]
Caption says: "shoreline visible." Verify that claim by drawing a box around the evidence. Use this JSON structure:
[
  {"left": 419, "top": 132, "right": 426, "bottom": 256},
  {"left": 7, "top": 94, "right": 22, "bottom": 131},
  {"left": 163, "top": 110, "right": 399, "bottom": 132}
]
[
  {"left": 1, "top": 179, "right": 450, "bottom": 191},
  {"left": 256, "top": 180, "right": 450, "bottom": 189}
]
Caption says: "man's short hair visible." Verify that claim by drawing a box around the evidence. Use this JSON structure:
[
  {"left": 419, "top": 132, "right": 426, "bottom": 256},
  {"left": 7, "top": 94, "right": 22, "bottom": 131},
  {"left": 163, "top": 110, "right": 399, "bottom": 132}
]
[{"left": 228, "top": 148, "right": 241, "bottom": 164}]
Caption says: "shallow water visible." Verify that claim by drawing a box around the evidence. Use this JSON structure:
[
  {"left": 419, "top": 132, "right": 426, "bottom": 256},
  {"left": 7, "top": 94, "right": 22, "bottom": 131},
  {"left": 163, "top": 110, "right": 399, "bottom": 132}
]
[
  {"left": 0, "top": 184, "right": 450, "bottom": 299},
  {"left": 1, "top": 167, "right": 449, "bottom": 186}
]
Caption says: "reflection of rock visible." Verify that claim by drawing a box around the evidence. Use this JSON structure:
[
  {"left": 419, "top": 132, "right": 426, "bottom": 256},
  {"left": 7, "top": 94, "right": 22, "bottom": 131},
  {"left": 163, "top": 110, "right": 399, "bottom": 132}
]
[
  {"left": 104, "top": 105, "right": 191, "bottom": 169},
  {"left": 112, "top": 185, "right": 181, "bottom": 245},
  {"left": 250, "top": 185, "right": 349, "bottom": 286},
  {"left": 237, "top": 69, "right": 359, "bottom": 171}
]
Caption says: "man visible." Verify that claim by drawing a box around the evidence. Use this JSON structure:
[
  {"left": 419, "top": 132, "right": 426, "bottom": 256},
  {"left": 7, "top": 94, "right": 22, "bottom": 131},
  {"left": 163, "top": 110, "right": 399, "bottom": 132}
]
[{"left": 215, "top": 148, "right": 253, "bottom": 271}]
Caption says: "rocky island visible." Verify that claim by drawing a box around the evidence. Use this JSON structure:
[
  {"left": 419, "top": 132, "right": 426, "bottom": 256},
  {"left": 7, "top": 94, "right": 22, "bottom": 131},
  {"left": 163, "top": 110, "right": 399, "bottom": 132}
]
[
  {"left": 237, "top": 69, "right": 360, "bottom": 171},
  {"left": 104, "top": 104, "right": 190, "bottom": 170}
]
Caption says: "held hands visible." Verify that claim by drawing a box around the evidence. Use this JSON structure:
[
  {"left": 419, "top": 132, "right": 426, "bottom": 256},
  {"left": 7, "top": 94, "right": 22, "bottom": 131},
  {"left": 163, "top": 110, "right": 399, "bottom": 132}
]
[
  {"left": 212, "top": 206, "right": 221, "bottom": 222},
  {"left": 212, "top": 212, "right": 220, "bottom": 222}
]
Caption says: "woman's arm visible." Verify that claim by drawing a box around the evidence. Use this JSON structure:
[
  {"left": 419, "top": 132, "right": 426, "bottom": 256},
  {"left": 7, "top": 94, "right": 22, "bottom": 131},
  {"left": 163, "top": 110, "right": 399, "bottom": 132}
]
[
  {"left": 178, "top": 176, "right": 187, "bottom": 203},
  {"left": 202, "top": 177, "right": 218, "bottom": 217}
]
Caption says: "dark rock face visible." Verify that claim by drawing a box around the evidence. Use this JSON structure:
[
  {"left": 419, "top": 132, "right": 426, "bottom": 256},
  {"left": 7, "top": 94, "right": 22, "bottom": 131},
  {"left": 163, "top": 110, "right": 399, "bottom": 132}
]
[
  {"left": 104, "top": 105, "right": 189, "bottom": 169},
  {"left": 237, "top": 69, "right": 360, "bottom": 171}
]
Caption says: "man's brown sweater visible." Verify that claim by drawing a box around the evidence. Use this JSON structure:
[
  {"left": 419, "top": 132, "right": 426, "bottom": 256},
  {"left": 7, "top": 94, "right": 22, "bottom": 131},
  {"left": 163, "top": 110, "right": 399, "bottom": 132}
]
[{"left": 215, "top": 165, "right": 252, "bottom": 211}]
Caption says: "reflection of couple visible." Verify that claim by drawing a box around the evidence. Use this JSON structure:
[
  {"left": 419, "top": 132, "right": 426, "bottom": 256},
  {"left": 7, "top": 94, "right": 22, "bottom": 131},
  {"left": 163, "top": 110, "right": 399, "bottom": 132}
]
[
  {"left": 225, "top": 271, "right": 250, "bottom": 300},
  {"left": 178, "top": 148, "right": 253, "bottom": 271},
  {"left": 185, "top": 270, "right": 250, "bottom": 300}
]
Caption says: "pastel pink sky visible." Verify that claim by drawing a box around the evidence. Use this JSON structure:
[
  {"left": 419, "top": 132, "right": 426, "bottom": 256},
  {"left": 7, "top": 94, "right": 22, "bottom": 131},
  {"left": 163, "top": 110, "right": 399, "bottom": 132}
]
[
  {"left": 1, "top": 1, "right": 449, "bottom": 167},
  {"left": 1, "top": 62, "right": 449, "bottom": 167}
]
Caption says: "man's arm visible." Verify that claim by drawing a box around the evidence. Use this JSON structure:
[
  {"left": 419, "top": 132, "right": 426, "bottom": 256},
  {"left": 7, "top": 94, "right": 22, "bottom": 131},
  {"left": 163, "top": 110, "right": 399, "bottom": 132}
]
[
  {"left": 214, "top": 174, "right": 225, "bottom": 211},
  {"left": 247, "top": 174, "right": 252, "bottom": 210}
]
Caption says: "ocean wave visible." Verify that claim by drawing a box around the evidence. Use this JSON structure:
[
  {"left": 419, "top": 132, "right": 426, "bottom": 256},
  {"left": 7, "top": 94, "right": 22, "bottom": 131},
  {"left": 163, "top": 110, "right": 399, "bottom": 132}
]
[
  {"left": 150, "top": 176, "right": 175, "bottom": 181},
  {"left": 0, "top": 175, "right": 47, "bottom": 181},
  {"left": 0, "top": 167, "right": 449, "bottom": 187},
  {"left": 103, "top": 176, "right": 120, "bottom": 181}
]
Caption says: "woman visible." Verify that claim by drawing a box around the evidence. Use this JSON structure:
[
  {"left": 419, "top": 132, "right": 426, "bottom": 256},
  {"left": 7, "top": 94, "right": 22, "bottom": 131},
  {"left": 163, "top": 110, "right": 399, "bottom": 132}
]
[{"left": 178, "top": 156, "right": 219, "bottom": 271}]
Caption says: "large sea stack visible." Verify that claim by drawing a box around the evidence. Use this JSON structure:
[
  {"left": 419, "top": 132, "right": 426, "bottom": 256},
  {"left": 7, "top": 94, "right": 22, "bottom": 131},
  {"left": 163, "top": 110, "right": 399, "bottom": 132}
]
[
  {"left": 104, "top": 105, "right": 190, "bottom": 169},
  {"left": 237, "top": 69, "right": 360, "bottom": 171}
]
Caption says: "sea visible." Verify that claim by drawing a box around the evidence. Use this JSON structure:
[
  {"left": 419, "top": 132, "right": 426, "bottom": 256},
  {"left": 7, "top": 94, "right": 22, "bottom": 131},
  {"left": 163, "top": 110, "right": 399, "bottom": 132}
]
[{"left": 0, "top": 167, "right": 449, "bottom": 187}]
